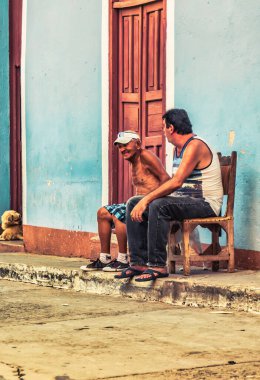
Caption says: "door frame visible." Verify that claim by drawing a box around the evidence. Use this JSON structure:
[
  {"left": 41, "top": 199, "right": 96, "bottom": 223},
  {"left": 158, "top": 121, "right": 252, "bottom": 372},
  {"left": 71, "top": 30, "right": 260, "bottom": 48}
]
[
  {"left": 109, "top": 0, "right": 119, "bottom": 204},
  {"left": 9, "top": 0, "right": 23, "bottom": 214},
  {"left": 108, "top": 0, "right": 167, "bottom": 204}
]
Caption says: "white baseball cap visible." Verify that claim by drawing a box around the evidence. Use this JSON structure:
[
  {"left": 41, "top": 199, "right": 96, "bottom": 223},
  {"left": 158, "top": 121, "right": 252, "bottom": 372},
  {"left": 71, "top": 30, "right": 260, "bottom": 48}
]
[{"left": 113, "top": 131, "right": 141, "bottom": 145}]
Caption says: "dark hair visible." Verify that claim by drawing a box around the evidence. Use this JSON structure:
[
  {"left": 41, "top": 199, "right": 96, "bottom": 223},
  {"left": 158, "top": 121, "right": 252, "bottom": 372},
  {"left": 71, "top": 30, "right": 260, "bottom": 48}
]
[{"left": 162, "top": 109, "right": 193, "bottom": 135}]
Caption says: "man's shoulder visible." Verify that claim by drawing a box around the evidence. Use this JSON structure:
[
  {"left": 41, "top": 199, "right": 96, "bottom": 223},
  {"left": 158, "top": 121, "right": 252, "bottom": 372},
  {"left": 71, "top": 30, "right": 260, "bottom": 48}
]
[
  {"left": 185, "top": 136, "right": 210, "bottom": 153},
  {"left": 140, "top": 148, "right": 157, "bottom": 159},
  {"left": 192, "top": 136, "right": 209, "bottom": 145},
  {"left": 183, "top": 136, "right": 213, "bottom": 168},
  {"left": 140, "top": 149, "right": 159, "bottom": 165}
]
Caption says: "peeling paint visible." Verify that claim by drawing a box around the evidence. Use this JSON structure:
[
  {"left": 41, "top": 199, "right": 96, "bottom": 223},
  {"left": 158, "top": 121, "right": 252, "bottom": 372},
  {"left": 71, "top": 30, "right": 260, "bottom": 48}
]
[
  {"left": 47, "top": 180, "right": 53, "bottom": 186},
  {"left": 228, "top": 130, "right": 235, "bottom": 146}
]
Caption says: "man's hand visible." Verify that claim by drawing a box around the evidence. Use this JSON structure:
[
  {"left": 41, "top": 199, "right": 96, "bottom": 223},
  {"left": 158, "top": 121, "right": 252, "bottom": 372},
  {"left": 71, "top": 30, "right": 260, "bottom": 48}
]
[{"left": 131, "top": 198, "right": 149, "bottom": 222}]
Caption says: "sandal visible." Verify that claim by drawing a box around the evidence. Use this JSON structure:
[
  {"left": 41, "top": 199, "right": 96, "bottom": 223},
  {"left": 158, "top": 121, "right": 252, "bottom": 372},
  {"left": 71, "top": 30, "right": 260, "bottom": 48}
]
[
  {"left": 114, "top": 267, "right": 143, "bottom": 279},
  {"left": 135, "top": 268, "right": 169, "bottom": 282}
]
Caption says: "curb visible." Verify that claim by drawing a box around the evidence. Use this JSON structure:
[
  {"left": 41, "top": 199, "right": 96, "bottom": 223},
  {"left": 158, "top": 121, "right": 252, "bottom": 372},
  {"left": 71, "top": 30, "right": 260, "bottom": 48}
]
[{"left": 0, "top": 261, "right": 259, "bottom": 313}]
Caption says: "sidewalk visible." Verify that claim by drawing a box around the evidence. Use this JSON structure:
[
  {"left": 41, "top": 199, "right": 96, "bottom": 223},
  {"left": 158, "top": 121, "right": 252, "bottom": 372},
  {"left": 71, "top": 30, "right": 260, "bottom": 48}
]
[{"left": 0, "top": 251, "right": 259, "bottom": 313}]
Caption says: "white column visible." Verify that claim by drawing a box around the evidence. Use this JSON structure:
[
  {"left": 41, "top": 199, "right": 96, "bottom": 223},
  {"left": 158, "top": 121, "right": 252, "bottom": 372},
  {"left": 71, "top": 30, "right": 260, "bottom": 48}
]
[
  {"left": 21, "top": 0, "right": 27, "bottom": 223},
  {"left": 165, "top": 0, "right": 175, "bottom": 175},
  {"left": 101, "top": 0, "right": 109, "bottom": 205}
]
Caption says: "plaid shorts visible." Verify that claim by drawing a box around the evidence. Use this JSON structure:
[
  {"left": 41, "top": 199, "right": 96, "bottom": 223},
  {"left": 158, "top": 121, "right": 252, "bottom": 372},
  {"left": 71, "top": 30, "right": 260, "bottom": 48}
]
[{"left": 104, "top": 203, "right": 126, "bottom": 224}]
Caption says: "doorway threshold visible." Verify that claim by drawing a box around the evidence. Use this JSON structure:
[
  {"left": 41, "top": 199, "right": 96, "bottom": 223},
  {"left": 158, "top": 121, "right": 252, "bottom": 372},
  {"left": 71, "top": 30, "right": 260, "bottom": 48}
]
[{"left": 0, "top": 240, "right": 24, "bottom": 253}]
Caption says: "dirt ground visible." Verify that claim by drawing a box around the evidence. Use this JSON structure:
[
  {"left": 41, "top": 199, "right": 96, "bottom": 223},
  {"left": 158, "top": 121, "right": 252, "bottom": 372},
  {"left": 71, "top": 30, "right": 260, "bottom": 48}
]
[
  {"left": 0, "top": 280, "right": 259, "bottom": 380},
  {"left": 108, "top": 362, "right": 260, "bottom": 379}
]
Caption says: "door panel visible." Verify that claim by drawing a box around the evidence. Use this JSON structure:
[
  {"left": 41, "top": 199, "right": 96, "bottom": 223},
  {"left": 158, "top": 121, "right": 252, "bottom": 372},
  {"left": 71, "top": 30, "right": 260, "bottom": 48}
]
[
  {"left": 118, "top": 6, "right": 142, "bottom": 203},
  {"left": 142, "top": 1, "right": 165, "bottom": 162},
  {"left": 112, "top": 0, "right": 165, "bottom": 203}
]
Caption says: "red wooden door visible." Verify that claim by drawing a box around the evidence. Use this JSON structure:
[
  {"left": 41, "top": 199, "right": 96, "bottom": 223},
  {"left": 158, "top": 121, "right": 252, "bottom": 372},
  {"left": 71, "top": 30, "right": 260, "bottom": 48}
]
[
  {"left": 118, "top": 6, "right": 142, "bottom": 202},
  {"left": 9, "top": 0, "right": 23, "bottom": 214},
  {"left": 142, "top": 1, "right": 165, "bottom": 162},
  {"left": 110, "top": 0, "right": 166, "bottom": 204}
]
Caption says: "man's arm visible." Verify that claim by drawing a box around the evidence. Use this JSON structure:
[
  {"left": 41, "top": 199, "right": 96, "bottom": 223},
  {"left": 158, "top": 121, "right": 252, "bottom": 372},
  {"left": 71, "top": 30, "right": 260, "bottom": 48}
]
[
  {"left": 141, "top": 149, "right": 170, "bottom": 184},
  {"left": 131, "top": 141, "right": 202, "bottom": 222}
]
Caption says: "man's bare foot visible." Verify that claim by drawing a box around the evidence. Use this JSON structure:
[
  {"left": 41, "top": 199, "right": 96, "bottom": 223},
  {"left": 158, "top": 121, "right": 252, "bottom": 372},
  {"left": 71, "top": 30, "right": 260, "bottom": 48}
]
[
  {"left": 114, "top": 266, "right": 146, "bottom": 279},
  {"left": 135, "top": 266, "right": 168, "bottom": 281},
  {"left": 131, "top": 265, "right": 147, "bottom": 272}
]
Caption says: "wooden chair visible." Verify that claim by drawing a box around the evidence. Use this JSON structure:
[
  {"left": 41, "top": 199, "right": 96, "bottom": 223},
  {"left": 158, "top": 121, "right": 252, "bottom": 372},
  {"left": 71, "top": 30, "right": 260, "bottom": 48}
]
[{"left": 167, "top": 151, "right": 237, "bottom": 276}]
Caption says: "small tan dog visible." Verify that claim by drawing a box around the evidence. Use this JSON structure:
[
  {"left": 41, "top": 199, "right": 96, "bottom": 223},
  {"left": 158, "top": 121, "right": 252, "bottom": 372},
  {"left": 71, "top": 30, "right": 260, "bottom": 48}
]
[{"left": 0, "top": 210, "right": 23, "bottom": 241}]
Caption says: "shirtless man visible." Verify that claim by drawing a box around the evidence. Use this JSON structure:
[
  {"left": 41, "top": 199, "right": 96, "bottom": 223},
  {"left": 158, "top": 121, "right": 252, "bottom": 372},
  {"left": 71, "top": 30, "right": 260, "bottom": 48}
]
[{"left": 80, "top": 130, "right": 170, "bottom": 271}]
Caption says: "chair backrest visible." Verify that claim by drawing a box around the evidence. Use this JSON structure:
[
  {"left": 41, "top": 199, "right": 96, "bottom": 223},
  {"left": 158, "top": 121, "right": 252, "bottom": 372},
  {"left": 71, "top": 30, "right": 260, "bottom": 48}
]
[{"left": 217, "top": 151, "right": 237, "bottom": 217}]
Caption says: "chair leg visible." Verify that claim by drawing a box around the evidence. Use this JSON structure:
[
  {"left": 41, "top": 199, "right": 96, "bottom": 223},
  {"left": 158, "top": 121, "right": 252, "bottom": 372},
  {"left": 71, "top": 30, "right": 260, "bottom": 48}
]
[
  {"left": 167, "top": 225, "right": 176, "bottom": 274},
  {"left": 168, "top": 260, "right": 176, "bottom": 274},
  {"left": 212, "top": 225, "right": 220, "bottom": 272},
  {"left": 227, "top": 220, "right": 235, "bottom": 273},
  {"left": 167, "top": 224, "right": 182, "bottom": 274},
  {"left": 182, "top": 224, "right": 191, "bottom": 276},
  {"left": 167, "top": 243, "right": 176, "bottom": 274}
]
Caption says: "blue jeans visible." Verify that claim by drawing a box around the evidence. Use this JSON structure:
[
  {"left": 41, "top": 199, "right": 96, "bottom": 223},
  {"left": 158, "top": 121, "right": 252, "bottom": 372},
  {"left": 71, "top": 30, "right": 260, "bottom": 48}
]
[{"left": 126, "top": 195, "right": 216, "bottom": 267}]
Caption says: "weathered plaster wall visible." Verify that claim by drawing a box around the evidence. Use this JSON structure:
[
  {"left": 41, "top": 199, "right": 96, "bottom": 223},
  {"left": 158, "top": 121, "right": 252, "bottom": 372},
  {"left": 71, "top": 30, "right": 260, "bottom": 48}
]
[
  {"left": 0, "top": 0, "right": 10, "bottom": 215},
  {"left": 25, "top": 0, "right": 102, "bottom": 232},
  {"left": 174, "top": 0, "right": 260, "bottom": 251}
]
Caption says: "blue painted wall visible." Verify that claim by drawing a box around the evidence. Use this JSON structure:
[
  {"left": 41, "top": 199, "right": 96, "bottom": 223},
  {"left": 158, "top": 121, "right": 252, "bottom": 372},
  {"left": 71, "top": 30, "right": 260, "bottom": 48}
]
[
  {"left": 0, "top": 0, "right": 10, "bottom": 215},
  {"left": 174, "top": 0, "right": 260, "bottom": 251},
  {"left": 25, "top": 0, "right": 102, "bottom": 232}
]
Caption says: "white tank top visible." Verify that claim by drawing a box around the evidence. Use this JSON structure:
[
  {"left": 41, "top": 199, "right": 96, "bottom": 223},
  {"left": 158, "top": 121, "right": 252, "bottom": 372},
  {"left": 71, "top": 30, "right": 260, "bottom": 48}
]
[{"left": 171, "top": 136, "right": 223, "bottom": 215}]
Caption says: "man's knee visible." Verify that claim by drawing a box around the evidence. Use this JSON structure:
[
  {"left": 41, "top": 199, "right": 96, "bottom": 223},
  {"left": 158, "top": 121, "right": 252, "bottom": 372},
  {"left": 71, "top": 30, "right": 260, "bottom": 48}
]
[
  {"left": 149, "top": 198, "right": 175, "bottom": 218},
  {"left": 97, "top": 207, "right": 112, "bottom": 221},
  {"left": 126, "top": 196, "right": 143, "bottom": 212},
  {"left": 126, "top": 196, "right": 141, "bottom": 213},
  {"left": 149, "top": 198, "right": 165, "bottom": 210},
  {"left": 111, "top": 214, "right": 123, "bottom": 226}
]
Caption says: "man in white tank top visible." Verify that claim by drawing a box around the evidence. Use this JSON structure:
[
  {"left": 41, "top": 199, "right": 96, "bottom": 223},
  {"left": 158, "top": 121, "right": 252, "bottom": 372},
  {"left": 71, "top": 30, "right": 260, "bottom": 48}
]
[{"left": 115, "top": 109, "right": 223, "bottom": 281}]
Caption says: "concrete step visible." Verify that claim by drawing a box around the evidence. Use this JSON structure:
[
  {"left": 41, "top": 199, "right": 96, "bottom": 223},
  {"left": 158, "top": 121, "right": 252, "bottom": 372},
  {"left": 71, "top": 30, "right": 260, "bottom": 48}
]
[
  {"left": 0, "top": 241, "right": 25, "bottom": 253},
  {"left": 0, "top": 252, "right": 259, "bottom": 313}
]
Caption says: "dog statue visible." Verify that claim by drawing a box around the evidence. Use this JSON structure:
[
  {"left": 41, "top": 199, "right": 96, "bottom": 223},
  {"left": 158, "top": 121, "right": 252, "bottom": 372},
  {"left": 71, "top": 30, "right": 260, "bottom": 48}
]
[{"left": 0, "top": 210, "right": 23, "bottom": 241}]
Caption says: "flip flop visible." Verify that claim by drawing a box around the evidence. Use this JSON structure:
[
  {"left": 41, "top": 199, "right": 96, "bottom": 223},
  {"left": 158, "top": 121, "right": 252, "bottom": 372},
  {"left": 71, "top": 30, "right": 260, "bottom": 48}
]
[
  {"left": 135, "top": 268, "right": 169, "bottom": 282},
  {"left": 114, "top": 267, "right": 143, "bottom": 279}
]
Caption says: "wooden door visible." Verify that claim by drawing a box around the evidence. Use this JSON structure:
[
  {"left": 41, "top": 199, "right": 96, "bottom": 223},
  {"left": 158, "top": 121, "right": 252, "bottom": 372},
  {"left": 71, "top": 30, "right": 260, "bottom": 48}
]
[
  {"left": 142, "top": 1, "right": 165, "bottom": 162},
  {"left": 110, "top": 0, "right": 166, "bottom": 204},
  {"left": 118, "top": 6, "right": 142, "bottom": 202},
  {"left": 9, "top": 0, "right": 23, "bottom": 214}
]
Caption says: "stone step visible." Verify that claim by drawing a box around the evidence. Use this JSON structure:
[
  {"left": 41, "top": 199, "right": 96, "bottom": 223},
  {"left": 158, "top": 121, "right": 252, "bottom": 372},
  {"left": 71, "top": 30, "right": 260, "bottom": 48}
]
[
  {"left": 0, "top": 252, "right": 259, "bottom": 313},
  {"left": 0, "top": 241, "right": 25, "bottom": 253}
]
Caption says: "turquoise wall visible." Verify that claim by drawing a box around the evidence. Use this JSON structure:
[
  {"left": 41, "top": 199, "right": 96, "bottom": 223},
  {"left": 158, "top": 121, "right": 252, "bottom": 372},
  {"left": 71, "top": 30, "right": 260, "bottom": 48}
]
[
  {"left": 0, "top": 0, "right": 10, "bottom": 215},
  {"left": 25, "top": 0, "right": 102, "bottom": 232},
  {"left": 175, "top": 0, "right": 260, "bottom": 250}
]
